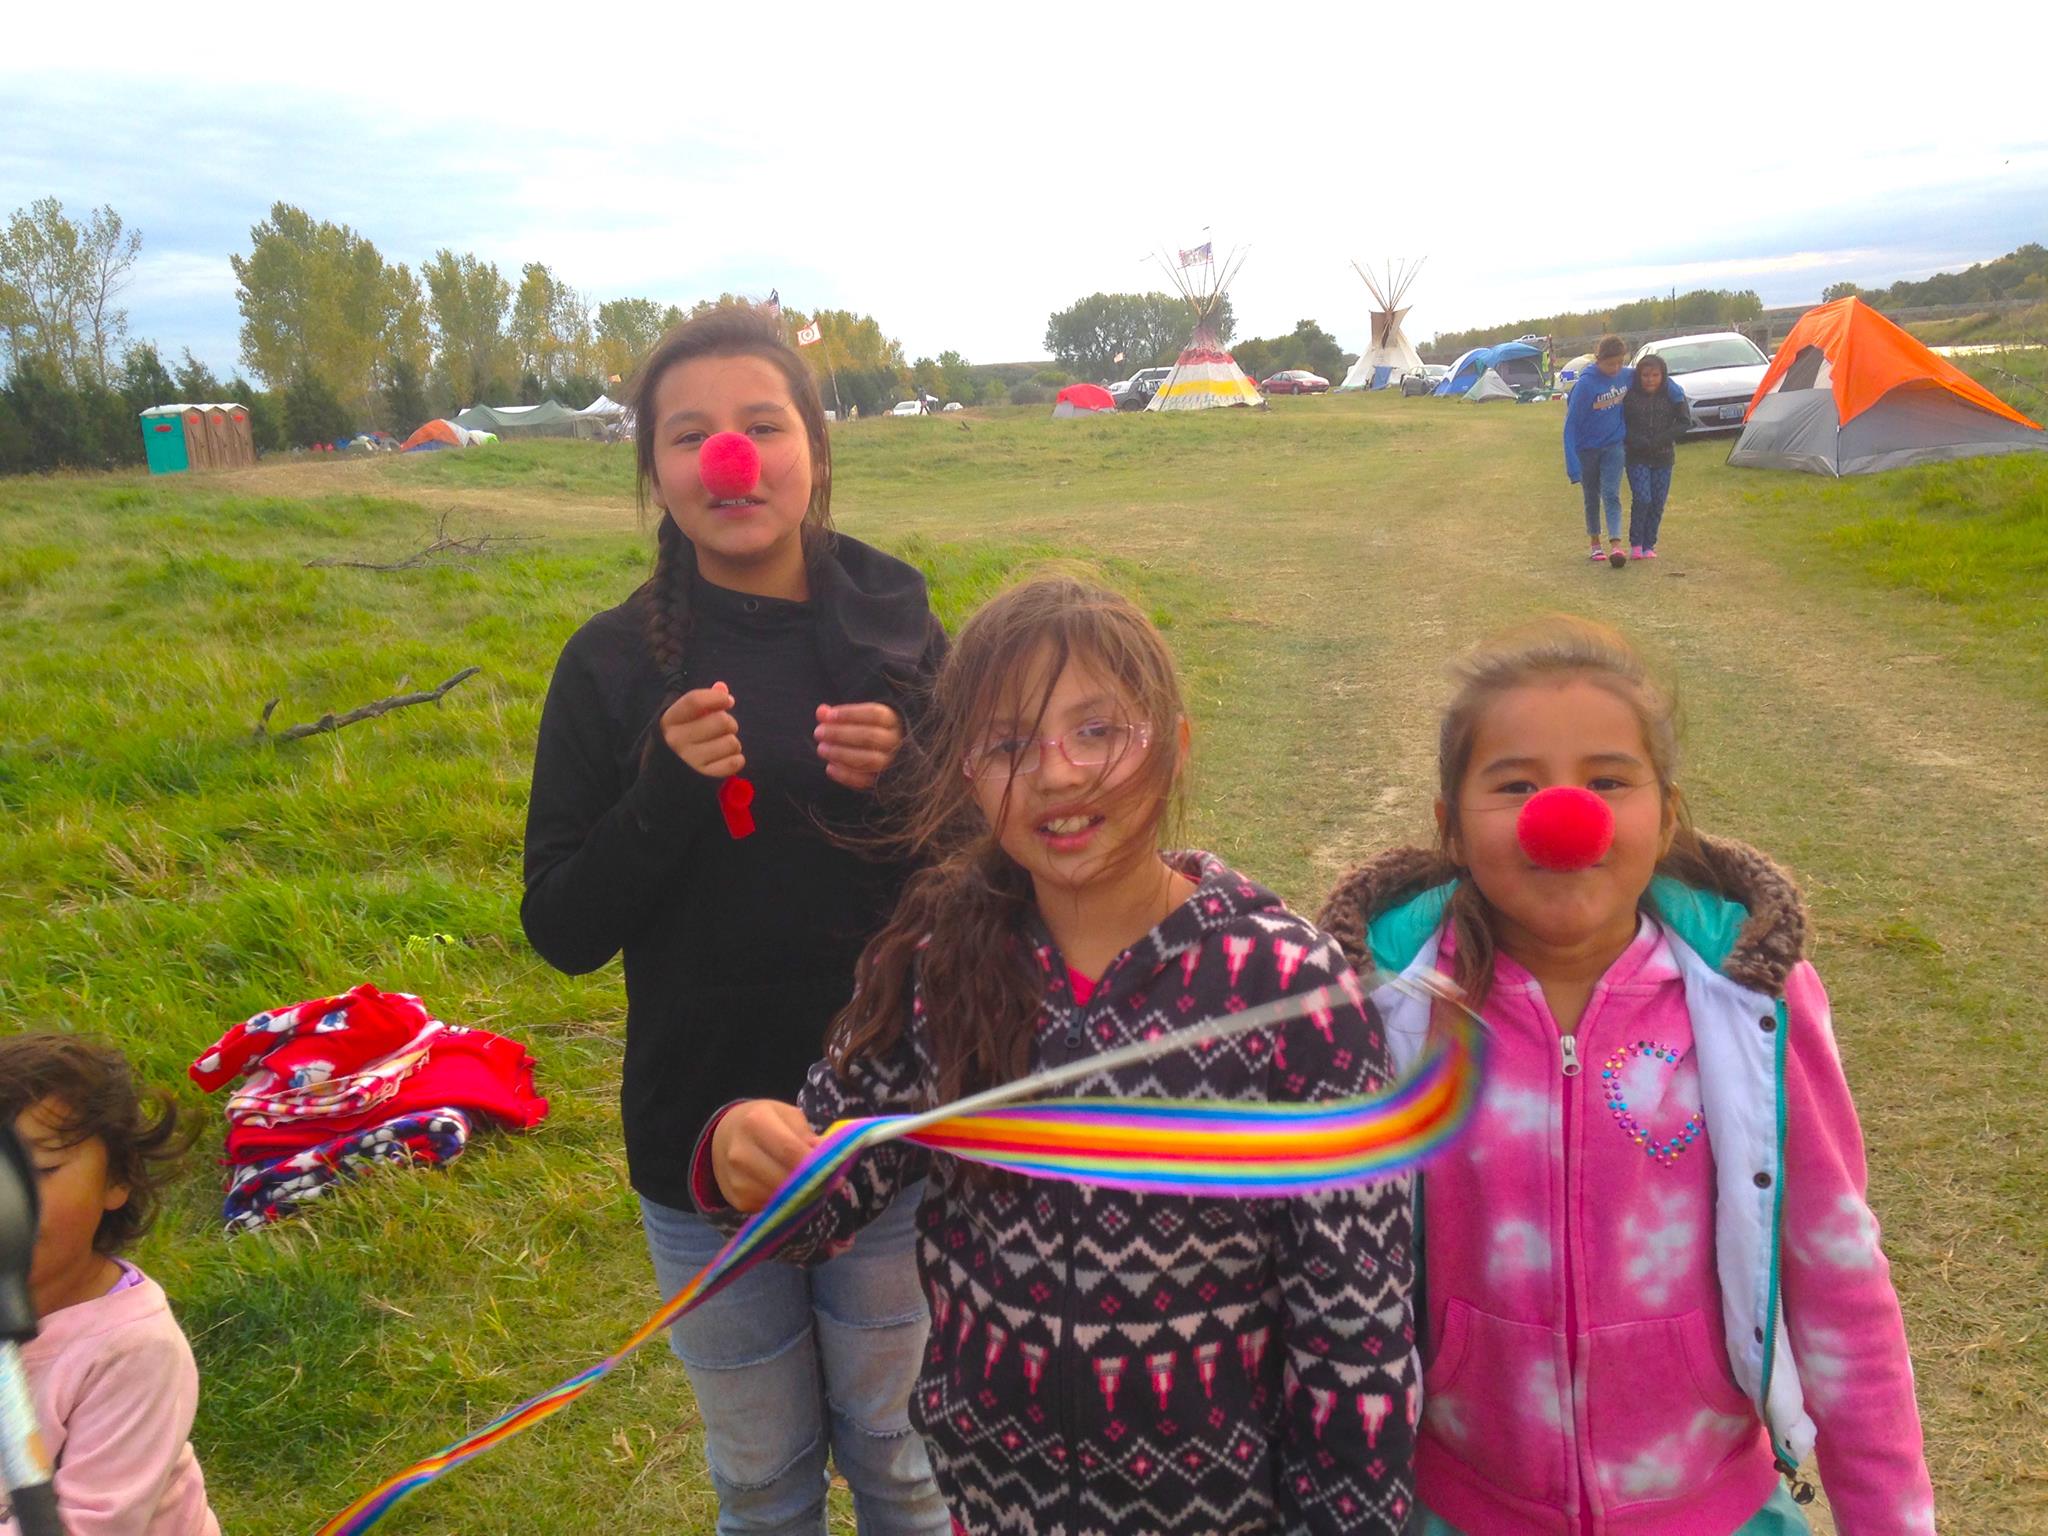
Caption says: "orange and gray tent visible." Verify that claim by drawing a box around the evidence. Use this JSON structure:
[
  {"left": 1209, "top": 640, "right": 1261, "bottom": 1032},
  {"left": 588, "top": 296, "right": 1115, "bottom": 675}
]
[
  {"left": 1052, "top": 383, "right": 1115, "bottom": 417},
  {"left": 1729, "top": 298, "right": 2045, "bottom": 476},
  {"left": 401, "top": 419, "right": 472, "bottom": 452}
]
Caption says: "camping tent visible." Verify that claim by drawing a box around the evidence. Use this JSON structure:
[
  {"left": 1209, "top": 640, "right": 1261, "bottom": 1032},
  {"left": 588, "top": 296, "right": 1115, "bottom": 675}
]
[
  {"left": 1555, "top": 352, "right": 1596, "bottom": 391},
  {"left": 1465, "top": 368, "right": 1518, "bottom": 403},
  {"left": 401, "top": 419, "right": 478, "bottom": 452},
  {"left": 452, "top": 400, "right": 587, "bottom": 434},
  {"left": 1729, "top": 297, "right": 2046, "bottom": 476},
  {"left": 139, "top": 403, "right": 257, "bottom": 474},
  {"left": 1147, "top": 241, "right": 1266, "bottom": 411},
  {"left": 1052, "top": 383, "right": 1115, "bottom": 417},
  {"left": 1435, "top": 342, "right": 1543, "bottom": 397},
  {"left": 579, "top": 394, "right": 629, "bottom": 420},
  {"left": 1337, "top": 258, "right": 1425, "bottom": 390}
]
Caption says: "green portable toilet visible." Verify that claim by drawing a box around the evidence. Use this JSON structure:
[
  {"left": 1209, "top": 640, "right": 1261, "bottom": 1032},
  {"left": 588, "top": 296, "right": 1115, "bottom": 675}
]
[{"left": 140, "top": 405, "right": 191, "bottom": 474}]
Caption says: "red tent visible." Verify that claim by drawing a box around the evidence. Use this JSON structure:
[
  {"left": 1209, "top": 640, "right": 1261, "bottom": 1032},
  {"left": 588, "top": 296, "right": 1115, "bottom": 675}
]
[{"left": 1052, "top": 383, "right": 1115, "bottom": 417}]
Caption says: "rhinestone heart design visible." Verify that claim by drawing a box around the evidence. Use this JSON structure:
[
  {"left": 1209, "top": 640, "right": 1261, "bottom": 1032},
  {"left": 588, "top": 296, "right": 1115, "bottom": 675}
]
[{"left": 1600, "top": 1041, "right": 1701, "bottom": 1166}]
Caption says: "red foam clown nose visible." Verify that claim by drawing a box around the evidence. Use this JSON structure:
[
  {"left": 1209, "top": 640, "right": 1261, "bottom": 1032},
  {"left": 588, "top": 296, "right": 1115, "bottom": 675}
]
[
  {"left": 699, "top": 432, "right": 760, "bottom": 498},
  {"left": 1516, "top": 786, "right": 1615, "bottom": 871}
]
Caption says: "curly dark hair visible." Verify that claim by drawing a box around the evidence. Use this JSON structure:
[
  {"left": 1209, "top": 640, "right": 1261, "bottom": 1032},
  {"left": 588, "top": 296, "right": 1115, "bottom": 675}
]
[{"left": 0, "top": 1034, "right": 194, "bottom": 1255}]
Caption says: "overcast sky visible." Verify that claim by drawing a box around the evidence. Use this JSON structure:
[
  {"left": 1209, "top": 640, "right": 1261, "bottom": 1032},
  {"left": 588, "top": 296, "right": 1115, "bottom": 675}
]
[{"left": 4, "top": 4, "right": 2042, "bottom": 378}]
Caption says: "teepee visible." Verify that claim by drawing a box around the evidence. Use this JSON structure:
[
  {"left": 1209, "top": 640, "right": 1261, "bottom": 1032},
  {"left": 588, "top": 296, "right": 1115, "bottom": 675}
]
[
  {"left": 1146, "top": 241, "right": 1264, "bottom": 411},
  {"left": 1338, "top": 258, "right": 1425, "bottom": 391}
]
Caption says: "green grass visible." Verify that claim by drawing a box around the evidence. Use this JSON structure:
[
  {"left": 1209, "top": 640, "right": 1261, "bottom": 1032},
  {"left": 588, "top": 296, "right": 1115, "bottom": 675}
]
[{"left": 4, "top": 405, "right": 2046, "bottom": 1533}]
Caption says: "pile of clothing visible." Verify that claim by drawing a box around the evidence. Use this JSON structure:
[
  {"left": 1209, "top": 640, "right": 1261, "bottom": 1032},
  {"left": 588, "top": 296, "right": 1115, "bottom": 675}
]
[{"left": 189, "top": 984, "right": 549, "bottom": 1232}]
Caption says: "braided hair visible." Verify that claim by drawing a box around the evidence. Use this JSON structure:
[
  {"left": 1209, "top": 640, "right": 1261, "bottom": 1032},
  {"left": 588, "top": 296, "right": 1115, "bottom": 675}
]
[{"left": 627, "top": 304, "right": 836, "bottom": 698}]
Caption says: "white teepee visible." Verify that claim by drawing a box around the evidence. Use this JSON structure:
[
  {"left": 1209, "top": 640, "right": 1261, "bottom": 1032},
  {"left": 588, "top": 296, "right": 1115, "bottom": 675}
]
[
  {"left": 1337, "top": 258, "right": 1425, "bottom": 391},
  {"left": 1146, "top": 242, "right": 1264, "bottom": 412}
]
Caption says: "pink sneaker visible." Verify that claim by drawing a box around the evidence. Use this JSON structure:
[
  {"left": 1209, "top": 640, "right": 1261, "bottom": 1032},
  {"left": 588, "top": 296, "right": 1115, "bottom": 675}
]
[
  {"left": 1643, "top": 548, "right": 1659, "bottom": 559},
  {"left": 1630, "top": 545, "right": 1645, "bottom": 560},
  {"left": 1589, "top": 547, "right": 1607, "bottom": 562}
]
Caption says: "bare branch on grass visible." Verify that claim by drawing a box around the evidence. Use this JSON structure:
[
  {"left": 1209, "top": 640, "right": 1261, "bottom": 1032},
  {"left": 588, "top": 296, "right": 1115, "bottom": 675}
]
[
  {"left": 306, "top": 511, "right": 534, "bottom": 571},
  {"left": 255, "top": 668, "right": 481, "bottom": 743}
]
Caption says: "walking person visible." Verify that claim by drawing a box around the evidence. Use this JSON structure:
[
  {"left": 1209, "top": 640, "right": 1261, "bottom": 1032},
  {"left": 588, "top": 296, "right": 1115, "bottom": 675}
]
[{"left": 1624, "top": 354, "right": 1690, "bottom": 558}]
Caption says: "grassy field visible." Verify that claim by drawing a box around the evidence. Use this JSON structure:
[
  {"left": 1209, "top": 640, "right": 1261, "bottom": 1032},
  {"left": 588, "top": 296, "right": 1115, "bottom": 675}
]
[{"left": 3, "top": 396, "right": 2045, "bottom": 1534}]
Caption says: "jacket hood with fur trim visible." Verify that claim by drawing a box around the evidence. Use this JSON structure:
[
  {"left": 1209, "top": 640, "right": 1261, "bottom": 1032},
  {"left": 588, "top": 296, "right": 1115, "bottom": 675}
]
[{"left": 1317, "top": 833, "right": 1810, "bottom": 998}]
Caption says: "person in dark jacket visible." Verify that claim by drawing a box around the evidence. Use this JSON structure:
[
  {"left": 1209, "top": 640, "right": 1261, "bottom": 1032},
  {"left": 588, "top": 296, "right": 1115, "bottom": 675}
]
[
  {"left": 521, "top": 304, "right": 950, "bottom": 1535},
  {"left": 1623, "top": 354, "right": 1690, "bottom": 559},
  {"left": 702, "top": 577, "right": 1417, "bottom": 1536}
]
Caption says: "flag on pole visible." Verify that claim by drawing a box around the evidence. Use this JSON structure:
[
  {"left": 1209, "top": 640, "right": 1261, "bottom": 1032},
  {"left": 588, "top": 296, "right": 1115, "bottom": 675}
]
[
  {"left": 796, "top": 320, "right": 822, "bottom": 346},
  {"left": 765, "top": 289, "right": 782, "bottom": 318},
  {"left": 1178, "top": 242, "right": 1213, "bottom": 268}
]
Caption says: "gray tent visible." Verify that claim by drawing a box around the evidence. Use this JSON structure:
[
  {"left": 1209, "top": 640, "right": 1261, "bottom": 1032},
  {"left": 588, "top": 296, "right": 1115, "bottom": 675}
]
[
  {"left": 1728, "top": 368, "right": 2046, "bottom": 476},
  {"left": 1728, "top": 298, "right": 2046, "bottom": 476},
  {"left": 1465, "top": 367, "right": 1518, "bottom": 403},
  {"left": 452, "top": 400, "right": 587, "bottom": 434}
]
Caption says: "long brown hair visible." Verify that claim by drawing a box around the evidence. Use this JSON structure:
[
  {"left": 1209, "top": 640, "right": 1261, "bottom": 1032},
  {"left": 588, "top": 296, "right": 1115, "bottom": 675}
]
[
  {"left": 1435, "top": 615, "right": 1730, "bottom": 1003},
  {"left": 626, "top": 304, "right": 835, "bottom": 695},
  {"left": 0, "top": 1034, "right": 194, "bottom": 1255},
  {"left": 828, "top": 575, "right": 1189, "bottom": 1103}
]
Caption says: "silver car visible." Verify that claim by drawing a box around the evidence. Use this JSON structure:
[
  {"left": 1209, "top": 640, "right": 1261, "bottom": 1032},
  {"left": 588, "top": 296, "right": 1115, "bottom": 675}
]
[{"left": 1633, "top": 332, "right": 1770, "bottom": 433}]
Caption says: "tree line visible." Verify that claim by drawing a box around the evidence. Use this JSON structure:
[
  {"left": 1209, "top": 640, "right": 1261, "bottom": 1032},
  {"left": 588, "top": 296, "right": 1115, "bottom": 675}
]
[
  {"left": 3, "top": 196, "right": 1007, "bottom": 473},
  {"left": 1425, "top": 288, "right": 1767, "bottom": 361},
  {"left": 1824, "top": 243, "right": 2048, "bottom": 310}
]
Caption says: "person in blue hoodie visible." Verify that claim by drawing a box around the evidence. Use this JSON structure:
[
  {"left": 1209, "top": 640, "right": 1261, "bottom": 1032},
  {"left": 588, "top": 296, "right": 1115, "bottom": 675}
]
[
  {"left": 1563, "top": 333, "right": 1682, "bottom": 569},
  {"left": 1563, "top": 335, "right": 1632, "bottom": 567}
]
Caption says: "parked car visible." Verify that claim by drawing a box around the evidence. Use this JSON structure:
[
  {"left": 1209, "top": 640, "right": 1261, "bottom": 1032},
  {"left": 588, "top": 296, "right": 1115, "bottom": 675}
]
[
  {"left": 889, "top": 400, "right": 924, "bottom": 417},
  {"left": 1399, "top": 363, "right": 1449, "bottom": 397},
  {"left": 1633, "top": 332, "right": 1770, "bottom": 432},
  {"left": 942, "top": 401, "right": 964, "bottom": 412},
  {"left": 1111, "top": 365, "right": 1174, "bottom": 409},
  {"left": 1260, "top": 370, "right": 1330, "bottom": 395}
]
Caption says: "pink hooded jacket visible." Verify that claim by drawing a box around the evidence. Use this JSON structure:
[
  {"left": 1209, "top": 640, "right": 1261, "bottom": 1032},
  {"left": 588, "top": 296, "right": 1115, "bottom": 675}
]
[
  {"left": 1320, "top": 839, "right": 1935, "bottom": 1536},
  {"left": 1, "top": 1274, "right": 219, "bottom": 1536}
]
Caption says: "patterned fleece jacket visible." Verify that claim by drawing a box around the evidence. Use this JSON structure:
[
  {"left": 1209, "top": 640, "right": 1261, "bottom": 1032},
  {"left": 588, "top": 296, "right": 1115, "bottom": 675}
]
[
  {"left": 697, "top": 853, "right": 1418, "bottom": 1536},
  {"left": 1318, "top": 839, "right": 1935, "bottom": 1536}
]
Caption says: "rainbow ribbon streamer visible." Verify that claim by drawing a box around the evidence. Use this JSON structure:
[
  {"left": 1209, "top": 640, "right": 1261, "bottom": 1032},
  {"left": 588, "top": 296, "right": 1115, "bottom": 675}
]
[{"left": 316, "top": 970, "right": 1484, "bottom": 1535}]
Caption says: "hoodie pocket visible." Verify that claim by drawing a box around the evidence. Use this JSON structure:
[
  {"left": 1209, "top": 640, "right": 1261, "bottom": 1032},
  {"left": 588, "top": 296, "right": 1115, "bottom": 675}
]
[
  {"left": 1422, "top": 1298, "right": 1570, "bottom": 1505},
  {"left": 1583, "top": 1310, "right": 1761, "bottom": 1511}
]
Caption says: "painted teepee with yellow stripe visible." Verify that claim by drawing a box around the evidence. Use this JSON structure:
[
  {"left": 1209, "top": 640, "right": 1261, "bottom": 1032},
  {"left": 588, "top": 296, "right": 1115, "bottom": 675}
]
[{"left": 1146, "top": 241, "right": 1265, "bottom": 412}]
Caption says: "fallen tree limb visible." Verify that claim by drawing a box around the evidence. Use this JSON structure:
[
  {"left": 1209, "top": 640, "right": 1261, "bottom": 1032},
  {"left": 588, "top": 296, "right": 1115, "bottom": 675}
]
[
  {"left": 255, "top": 667, "right": 482, "bottom": 742},
  {"left": 306, "top": 511, "right": 534, "bottom": 571}
]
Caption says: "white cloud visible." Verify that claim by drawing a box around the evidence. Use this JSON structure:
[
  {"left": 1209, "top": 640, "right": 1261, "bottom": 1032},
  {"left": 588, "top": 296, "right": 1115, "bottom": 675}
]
[{"left": 5, "top": 2, "right": 2043, "bottom": 372}]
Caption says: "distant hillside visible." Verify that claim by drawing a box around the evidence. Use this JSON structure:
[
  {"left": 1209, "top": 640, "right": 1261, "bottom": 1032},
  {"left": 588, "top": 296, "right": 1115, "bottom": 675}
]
[
  {"left": 1830, "top": 243, "right": 2047, "bottom": 309},
  {"left": 1425, "top": 241, "right": 2047, "bottom": 361}
]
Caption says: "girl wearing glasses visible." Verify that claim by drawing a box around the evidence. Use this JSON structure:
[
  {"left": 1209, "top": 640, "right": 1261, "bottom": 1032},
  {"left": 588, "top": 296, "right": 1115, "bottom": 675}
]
[{"left": 697, "top": 576, "right": 1417, "bottom": 1536}]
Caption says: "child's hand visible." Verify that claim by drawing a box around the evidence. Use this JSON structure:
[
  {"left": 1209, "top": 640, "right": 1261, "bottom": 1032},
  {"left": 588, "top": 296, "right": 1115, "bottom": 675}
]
[
  {"left": 814, "top": 702, "right": 904, "bottom": 791},
  {"left": 712, "top": 1099, "right": 819, "bottom": 1212},
  {"left": 661, "top": 683, "right": 744, "bottom": 779}
]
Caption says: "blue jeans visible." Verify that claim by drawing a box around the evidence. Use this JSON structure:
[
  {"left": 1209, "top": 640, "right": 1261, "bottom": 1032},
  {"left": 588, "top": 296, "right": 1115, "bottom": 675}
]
[
  {"left": 1414, "top": 1484, "right": 1812, "bottom": 1535},
  {"left": 1627, "top": 461, "right": 1673, "bottom": 550},
  {"left": 642, "top": 1186, "right": 949, "bottom": 1536},
  {"left": 1578, "top": 443, "right": 1625, "bottom": 540}
]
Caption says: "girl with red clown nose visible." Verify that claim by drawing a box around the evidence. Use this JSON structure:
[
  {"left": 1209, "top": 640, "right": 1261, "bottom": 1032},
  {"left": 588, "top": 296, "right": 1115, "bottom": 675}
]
[
  {"left": 522, "top": 304, "right": 949, "bottom": 1534},
  {"left": 1317, "top": 616, "right": 1933, "bottom": 1536}
]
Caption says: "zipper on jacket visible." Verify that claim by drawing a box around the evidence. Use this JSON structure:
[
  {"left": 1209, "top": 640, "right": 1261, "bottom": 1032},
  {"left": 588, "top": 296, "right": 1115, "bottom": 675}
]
[{"left": 1559, "top": 1029, "right": 1592, "bottom": 1536}]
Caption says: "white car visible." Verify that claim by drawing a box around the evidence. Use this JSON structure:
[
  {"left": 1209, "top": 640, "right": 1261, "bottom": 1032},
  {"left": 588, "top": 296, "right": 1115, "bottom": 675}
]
[
  {"left": 889, "top": 400, "right": 924, "bottom": 417},
  {"left": 1633, "top": 332, "right": 1770, "bottom": 432},
  {"left": 942, "top": 401, "right": 964, "bottom": 412}
]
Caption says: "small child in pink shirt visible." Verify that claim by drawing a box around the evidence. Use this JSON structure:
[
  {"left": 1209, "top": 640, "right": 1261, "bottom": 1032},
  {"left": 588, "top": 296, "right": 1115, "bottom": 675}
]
[
  {"left": 2, "top": 1036, "right": 219, "bottom": 1536},
  {"left": 1319, "top": 616, "right": 1935, "bottom": 1536}
]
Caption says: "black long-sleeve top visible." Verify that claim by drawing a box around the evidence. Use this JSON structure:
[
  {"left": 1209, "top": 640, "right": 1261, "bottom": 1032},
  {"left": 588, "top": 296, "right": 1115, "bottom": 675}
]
[{"left": 521, "top": 533, "right": 946, "bottom": 1205}]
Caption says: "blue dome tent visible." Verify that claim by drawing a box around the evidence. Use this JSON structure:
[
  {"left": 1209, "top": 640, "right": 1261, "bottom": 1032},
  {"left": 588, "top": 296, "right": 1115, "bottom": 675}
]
[{"left": 1434, "top": 341, "right": 1545, "bottom": 396}]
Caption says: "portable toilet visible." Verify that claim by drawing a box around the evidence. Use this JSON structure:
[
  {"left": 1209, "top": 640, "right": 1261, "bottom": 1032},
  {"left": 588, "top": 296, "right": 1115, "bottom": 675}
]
[{"left": 139, "top": 403, "right": 257, "bottom": 474}]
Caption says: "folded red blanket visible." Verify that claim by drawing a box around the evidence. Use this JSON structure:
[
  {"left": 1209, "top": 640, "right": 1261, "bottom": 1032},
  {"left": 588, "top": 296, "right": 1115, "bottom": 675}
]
[{"left": 222, "top": 1025, "right": 548, "bottom": 1163}]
